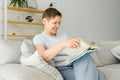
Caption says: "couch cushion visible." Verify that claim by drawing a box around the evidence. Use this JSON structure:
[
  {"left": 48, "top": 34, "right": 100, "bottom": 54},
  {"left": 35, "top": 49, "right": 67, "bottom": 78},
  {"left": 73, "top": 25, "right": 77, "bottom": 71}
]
[
  {"left": 0, "top": 64, "right": 53, "bottom": 80},
  {"left": 98, "top": 64, "right": 120, "bottom": 80},
  {"left": 0, "top": 40, "right": 22, "bottom": 65},
  {"left": 94, "top": 41, "right": 120, "bottom": 66}
]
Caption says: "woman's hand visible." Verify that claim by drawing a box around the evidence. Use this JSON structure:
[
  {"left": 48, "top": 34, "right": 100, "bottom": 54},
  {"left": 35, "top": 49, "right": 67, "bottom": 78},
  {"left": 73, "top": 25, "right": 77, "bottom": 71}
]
[{"left": 62, "top": 38, "right": 80, "bottom": 48}]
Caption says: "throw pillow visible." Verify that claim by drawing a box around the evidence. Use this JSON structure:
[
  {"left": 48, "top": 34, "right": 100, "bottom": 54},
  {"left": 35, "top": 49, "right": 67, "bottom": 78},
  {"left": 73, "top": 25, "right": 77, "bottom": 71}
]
[
  {"left": 111, "top": 46, "right": 120, "bottom": 60},
  {"left": 20, "top": 39, "right": 35, "bottom": 57},
  {"left": 20, "top": 39, "right": 63, "bottom": 80}
]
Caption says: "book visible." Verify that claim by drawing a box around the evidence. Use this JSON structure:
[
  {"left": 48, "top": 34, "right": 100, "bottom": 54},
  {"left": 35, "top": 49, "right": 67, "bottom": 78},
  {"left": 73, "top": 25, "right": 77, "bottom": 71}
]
[{"left": 61, "top": 38, "right": 99, "bottom": 66}]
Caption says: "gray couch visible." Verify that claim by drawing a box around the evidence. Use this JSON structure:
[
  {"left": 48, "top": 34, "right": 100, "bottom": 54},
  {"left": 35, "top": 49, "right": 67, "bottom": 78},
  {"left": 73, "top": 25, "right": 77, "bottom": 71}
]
[{"left": 0, "top": 39, "right": 120, "bottom": 80}]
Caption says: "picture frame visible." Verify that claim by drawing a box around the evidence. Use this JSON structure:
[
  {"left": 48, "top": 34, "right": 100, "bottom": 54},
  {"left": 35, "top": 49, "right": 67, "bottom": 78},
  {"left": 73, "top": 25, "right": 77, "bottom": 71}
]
[{"left": 27, "top": 0, "right": 38, "bottom": 9}]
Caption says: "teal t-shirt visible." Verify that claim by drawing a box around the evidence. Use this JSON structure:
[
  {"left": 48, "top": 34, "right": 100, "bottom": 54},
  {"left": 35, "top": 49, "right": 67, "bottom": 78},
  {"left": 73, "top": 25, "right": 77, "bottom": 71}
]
[{"left": 33, "top": 31, "right": 68, "bottom": 66}]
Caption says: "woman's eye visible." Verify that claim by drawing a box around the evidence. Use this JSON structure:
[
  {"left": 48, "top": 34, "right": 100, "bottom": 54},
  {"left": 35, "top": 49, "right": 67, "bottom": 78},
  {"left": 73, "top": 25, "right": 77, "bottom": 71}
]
[
  {"left": 58, "top": 22, "right": 61, "bottom": 24},
  {"left": 52, "top": 22, "right": 60, "bottom": 25},
  {"left": 53, "top": 22, "right": 57, "bottom": 24}
]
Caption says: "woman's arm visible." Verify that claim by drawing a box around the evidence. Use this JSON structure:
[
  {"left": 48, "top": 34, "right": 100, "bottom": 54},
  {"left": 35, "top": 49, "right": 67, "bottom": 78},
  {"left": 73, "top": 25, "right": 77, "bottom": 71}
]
[{"left": 35, "top": 38, "right": 80, "bottom": 62}]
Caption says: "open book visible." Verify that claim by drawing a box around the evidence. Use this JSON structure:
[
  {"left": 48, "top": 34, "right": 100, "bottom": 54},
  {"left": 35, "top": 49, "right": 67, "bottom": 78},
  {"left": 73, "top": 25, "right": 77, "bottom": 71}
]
[{"left": 61, "top": 38, "right": 99, "bottom": 66}]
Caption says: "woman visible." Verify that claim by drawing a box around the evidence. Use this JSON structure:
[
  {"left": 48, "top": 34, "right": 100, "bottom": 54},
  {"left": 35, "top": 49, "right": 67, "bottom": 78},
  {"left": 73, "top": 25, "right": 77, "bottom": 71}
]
[{"left": 33, "top": 8, "right": 105, "bottom": 80}]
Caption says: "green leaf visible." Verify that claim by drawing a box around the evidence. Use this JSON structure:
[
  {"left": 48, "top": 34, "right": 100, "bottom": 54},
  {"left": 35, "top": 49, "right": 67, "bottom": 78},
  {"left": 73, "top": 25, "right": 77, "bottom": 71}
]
[
  {"left": 9, "top": 0, "right": 27, "bottom": 7},
  {"left": 9, "top": 0, "right": 15, "bottom": 6}
]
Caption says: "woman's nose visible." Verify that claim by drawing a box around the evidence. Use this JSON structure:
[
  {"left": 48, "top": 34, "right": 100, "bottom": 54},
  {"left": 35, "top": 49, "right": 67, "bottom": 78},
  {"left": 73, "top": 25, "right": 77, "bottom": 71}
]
[{"left": 56, "top": 23, "right": 60, "bottom": 28}]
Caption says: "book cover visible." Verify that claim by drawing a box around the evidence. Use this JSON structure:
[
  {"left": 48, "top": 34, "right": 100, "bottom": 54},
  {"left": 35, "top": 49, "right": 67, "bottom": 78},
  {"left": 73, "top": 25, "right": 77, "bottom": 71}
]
[{"left": 61, "top": 38, "right": 99, "bottom": 66}]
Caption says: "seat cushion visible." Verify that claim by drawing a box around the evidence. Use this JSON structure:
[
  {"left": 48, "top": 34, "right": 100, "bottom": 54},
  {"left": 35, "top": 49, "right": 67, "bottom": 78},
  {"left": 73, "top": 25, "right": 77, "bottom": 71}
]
[
  {"left": 0, "top": 64, "right": 53, "bottom": 80},
  {"left": 98, "top": 64, "right": 120, "bottom": 80}
]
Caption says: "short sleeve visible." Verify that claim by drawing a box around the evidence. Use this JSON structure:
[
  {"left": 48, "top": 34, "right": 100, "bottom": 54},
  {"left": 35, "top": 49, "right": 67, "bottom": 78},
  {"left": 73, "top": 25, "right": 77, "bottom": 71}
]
[{"left": 33, "top": 34, "right": 44, "bottom": 46}]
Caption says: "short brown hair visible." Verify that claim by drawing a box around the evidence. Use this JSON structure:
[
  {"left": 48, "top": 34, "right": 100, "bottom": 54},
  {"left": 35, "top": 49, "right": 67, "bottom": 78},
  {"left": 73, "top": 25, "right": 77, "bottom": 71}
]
[{"left": 42, "top": 8, "right": 62, "bottom": 20}]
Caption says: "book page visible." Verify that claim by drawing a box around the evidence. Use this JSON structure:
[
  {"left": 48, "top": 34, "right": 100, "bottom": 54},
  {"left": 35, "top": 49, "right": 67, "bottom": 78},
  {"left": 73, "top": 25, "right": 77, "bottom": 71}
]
[
  {"left": 60, "top": 38, "right": 99, "bottom": 65},
  {"left": 61, "top": 38, "right": 90, "bottom": 56}
]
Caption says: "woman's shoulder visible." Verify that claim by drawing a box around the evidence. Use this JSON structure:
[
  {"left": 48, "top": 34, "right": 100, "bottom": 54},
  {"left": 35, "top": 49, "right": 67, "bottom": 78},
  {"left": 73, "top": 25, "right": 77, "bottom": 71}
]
[
  {"left": 32, "top": 32, "right": 46, "bottom": 45},
  {"left": 33, "top": 32, "right": 44, "bottom": 40}
]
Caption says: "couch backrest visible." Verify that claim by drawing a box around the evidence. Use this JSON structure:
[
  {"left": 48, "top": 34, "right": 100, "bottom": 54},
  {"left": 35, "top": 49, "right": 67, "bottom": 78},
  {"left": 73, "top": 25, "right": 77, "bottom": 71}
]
[
  {"left": 1, "top": 39, "right": 120, "bottom": 67},
  {"left": 0, "top": 40, "right": 22, "bottom": 65},
  {"left": 91, "top": 41, "right": 120, "bottom": 67}
]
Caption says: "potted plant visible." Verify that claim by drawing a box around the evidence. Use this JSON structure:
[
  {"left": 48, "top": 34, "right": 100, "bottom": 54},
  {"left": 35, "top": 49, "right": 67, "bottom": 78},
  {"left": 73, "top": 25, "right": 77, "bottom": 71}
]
[
  {"left": 9, "top": 0, "right": 28, "bottom": 8},
  {"left": 25, "top": 16, "right": 34, "bottom": 22}
]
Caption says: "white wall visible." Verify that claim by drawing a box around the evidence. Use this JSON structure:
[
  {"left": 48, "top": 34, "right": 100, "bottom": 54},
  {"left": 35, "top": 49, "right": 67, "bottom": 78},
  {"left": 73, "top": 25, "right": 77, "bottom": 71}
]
[
  {"left": 0, "top": 0, "right": 120, "bottom": 41},
  {"left": 58, "top": 0, "right": 120, "bottom": 41}
]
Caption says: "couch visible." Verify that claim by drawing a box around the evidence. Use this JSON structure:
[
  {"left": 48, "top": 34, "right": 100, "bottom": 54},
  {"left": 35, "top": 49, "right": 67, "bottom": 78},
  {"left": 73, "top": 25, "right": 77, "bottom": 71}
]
[{"left": 0, "top": 39, "right": 120, "bottom": 80}]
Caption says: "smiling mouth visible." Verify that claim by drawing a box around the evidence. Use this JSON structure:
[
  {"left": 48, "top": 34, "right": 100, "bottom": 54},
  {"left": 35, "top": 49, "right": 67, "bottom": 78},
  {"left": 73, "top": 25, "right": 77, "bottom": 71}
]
[{"left": 53, "top": 28, "right": 58, "bottom": 31}]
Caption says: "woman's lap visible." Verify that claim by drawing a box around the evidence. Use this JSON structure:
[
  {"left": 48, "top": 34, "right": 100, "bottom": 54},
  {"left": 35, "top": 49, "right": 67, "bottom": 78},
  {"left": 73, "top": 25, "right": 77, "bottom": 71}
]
[
  {"left": 57, "top": 54, "right": 105, "bottom": 80},
  {"left": 73, "top": 55, "right": 99, "bottom": 80},
  {"left": 57, "top": 65, "right": 75, "bottom": 80}
]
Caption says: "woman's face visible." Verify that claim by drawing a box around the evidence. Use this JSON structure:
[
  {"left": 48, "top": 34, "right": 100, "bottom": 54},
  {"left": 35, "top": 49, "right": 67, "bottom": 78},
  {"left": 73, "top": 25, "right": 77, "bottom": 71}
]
[{"left": 43, "top": 16, "right": 61, "bottom": 36}]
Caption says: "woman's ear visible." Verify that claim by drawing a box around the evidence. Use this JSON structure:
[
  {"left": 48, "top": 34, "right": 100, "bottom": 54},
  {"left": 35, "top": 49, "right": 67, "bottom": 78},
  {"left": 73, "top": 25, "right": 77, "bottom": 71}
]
[{"left": 42, "top": 18, "right": 46, "bottom": 24}]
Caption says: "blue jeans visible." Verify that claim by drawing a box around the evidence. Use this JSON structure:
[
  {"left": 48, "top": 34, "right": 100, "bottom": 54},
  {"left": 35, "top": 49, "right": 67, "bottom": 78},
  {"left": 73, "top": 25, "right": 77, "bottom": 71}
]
[{"left": 57, "top": 55, "right": 105, "bottom": 80}]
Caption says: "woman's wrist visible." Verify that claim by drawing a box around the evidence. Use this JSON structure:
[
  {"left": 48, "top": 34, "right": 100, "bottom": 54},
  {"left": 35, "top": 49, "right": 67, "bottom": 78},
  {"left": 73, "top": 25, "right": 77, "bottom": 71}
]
[{"left": 59, "top": 41, "right": 66, "bottom": 49}]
